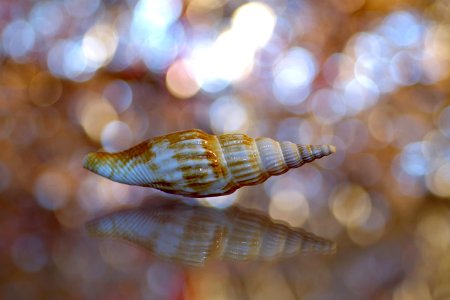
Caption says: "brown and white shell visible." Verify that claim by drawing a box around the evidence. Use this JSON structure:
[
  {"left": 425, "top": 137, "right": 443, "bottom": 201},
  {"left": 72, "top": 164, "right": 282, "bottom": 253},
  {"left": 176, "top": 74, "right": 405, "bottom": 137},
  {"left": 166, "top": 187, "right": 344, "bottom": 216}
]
[
  {"left": 83, "top": 129, "right": 335, "bottom": 197},
  {"left": 86, "top": 202, "right": 336, "bottom": 266}
]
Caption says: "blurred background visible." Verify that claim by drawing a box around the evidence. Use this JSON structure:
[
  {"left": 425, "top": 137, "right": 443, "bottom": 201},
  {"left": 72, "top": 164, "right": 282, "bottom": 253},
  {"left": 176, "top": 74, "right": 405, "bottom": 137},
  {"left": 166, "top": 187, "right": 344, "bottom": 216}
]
[{"left": 1, "top": 0, "right": 449, "bottom": 299}]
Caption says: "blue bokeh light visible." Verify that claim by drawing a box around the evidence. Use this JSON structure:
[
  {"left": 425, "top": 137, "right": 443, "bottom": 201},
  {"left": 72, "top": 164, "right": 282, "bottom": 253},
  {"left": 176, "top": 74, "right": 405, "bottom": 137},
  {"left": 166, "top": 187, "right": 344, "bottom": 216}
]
[
  {"left": 2, "top": 20, "right": 35, "bottom": 60},
  {"left": 272, "top": 47, "right": 317, "bottom": 106}
]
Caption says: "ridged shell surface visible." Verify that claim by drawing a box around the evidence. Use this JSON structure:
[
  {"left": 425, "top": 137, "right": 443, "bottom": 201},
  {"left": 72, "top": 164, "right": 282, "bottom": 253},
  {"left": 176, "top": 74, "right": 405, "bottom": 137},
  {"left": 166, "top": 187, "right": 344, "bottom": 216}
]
[
  {"left": 83, "top": 129, "right": 335, "bottom": 197},
  {"left": 86, "top": 202, "right": 336, "bottom": 266}
]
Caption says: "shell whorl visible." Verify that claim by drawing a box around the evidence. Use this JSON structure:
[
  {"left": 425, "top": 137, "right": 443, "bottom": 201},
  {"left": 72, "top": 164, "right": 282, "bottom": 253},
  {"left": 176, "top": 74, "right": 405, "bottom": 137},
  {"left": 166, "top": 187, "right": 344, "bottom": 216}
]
[
  {"left": 83, "top": 129, "right": 336, "bottom": 197},
  {"left": 86, "top": 203, "right": 336, "bottom": 266},
  {"left": 256, "top": 138, "right": 334, "bottom": 176}
]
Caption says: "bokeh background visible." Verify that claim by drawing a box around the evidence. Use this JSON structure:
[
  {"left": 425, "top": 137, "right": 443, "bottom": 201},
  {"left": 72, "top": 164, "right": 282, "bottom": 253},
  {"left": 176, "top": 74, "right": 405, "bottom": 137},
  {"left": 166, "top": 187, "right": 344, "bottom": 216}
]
[{"left": 1, "top": 0, "right": 450, "bottom": 299}]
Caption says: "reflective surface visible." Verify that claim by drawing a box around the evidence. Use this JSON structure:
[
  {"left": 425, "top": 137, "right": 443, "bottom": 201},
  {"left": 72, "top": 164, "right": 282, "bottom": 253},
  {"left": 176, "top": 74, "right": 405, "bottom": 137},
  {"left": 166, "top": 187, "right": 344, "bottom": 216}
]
[
  {"left": 0, "top": 0, "right": 449, "bottom": 299},
  {"left": 86, "top": 201, "right": 336, "bottom": 266}
]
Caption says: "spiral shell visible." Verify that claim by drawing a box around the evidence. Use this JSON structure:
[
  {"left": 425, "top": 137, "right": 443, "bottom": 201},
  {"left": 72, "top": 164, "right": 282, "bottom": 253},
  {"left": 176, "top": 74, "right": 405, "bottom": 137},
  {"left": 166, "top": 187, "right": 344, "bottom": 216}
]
[
  {"left": 86, "top": 202, "right": 336, "bottom": 266},
  {"left": 83, "top": 129, "right": 335, "bottom": 197}
]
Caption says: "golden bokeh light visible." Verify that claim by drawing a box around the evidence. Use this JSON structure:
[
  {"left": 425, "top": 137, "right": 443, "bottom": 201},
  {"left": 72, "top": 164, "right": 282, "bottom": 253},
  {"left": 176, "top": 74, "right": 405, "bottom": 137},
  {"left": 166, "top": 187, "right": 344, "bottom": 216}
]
[
  {"left": 78, "top": 94, "right": 118, "bottom": 142},
  {"left": 231, "top": 2, "right": 276, "bottom": 49},
  {"left": 28, "top": 72, "right": 62, "bottom": 107},
  {"left": 269, "top": 189, "right": 310, "bottom": 227},
  {"left": 427, "top": 163, "right": 450, "bottom": 198},
  {"left": 330, "top": 184, "right": 372, "bottom": 228}
]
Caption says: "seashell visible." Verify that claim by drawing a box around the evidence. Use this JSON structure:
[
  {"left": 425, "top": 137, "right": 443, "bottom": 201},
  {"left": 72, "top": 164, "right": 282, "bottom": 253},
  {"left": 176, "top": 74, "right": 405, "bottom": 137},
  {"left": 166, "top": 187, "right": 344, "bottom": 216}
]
[
  {"left": 86, "top": 202, "right": 336, "bottom": 266},
  {"left": 83, "top": 129, "right": 335, "bottom": 197}
]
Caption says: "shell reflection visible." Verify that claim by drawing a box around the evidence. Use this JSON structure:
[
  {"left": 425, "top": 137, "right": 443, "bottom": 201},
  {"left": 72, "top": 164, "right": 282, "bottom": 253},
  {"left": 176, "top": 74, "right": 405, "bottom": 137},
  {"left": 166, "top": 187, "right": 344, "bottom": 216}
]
[
  {"left": 83, "top": 129, "right": 336, "bottom": 197},
  {"left": 86, "top": 202, "right": 336, "bottom": 266}
]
